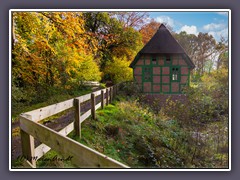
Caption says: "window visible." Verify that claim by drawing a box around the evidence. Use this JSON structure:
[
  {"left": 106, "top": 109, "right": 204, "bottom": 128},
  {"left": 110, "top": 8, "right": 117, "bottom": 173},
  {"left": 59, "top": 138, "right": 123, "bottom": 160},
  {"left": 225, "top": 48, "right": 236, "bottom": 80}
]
[
  {"left": 152, "top": 56, "right": 157, "bottom": 65},
  {"left": 172, "top": 67, "right": 179, "bottom": 81},
  {"left": 165, "top": 55, "right": 171, "bottom": 64}
]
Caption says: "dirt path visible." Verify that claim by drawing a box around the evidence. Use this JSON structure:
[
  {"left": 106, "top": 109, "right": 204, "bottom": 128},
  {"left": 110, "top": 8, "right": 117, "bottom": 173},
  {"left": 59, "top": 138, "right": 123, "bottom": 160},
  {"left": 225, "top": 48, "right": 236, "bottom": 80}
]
[{"left": 11, "top": 92, "right": 103, "bottom": 161}]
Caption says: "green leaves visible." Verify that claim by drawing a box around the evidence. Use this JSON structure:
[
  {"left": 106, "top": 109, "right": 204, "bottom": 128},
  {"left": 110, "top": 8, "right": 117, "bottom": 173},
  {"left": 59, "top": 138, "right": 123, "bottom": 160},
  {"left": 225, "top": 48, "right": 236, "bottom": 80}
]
[{"left": 83, "top": 12, "right": 143, "bottom": 71}]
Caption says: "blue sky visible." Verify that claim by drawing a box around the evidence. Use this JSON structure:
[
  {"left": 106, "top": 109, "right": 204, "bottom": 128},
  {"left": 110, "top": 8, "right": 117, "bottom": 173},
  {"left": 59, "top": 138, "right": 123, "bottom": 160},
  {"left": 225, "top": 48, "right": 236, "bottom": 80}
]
[{"left": 147, "top": 11, "right": 229, "bottom": 42}]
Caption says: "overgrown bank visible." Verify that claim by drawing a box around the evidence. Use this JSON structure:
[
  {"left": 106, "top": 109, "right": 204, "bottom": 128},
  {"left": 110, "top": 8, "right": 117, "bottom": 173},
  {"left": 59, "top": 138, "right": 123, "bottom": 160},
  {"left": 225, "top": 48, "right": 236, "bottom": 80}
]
[{"left": 69, "top": 95, "right": 228, "bottom": 168}]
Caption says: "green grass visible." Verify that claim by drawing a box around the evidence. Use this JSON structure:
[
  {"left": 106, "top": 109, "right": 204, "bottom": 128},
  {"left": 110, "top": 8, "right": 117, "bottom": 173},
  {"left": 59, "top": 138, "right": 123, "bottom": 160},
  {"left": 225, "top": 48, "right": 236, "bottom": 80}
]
[
  {"left": 11, "top": 88, "right": 92, "bottom": 122},
  {"left": 12, "top": 93, "right": 228, "bottom": 168},
  {"left": 68, "top": 96, "right": 197, "bottom": 168}
]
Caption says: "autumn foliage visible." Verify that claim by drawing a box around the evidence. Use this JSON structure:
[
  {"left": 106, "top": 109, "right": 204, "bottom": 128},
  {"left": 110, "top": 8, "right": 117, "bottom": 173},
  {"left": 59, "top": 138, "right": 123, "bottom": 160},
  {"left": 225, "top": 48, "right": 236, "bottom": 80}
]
[
  {"left": 12, "top": 11, "right": 228, "bottom": 113},
  {"left": 12, "top": 12, "right": 143, "bottom": 105}
]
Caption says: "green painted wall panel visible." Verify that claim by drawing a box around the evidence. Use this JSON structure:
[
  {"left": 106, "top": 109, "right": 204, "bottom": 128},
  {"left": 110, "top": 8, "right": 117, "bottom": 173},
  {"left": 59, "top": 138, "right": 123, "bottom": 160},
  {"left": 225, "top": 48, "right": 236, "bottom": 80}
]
[{"left": 133, "top": 54, "right": 192, "bottom": 94}]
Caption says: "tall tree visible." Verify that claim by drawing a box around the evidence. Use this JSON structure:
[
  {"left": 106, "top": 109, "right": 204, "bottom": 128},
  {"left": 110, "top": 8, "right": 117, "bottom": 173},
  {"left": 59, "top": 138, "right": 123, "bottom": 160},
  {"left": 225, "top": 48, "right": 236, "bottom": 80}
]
[
  {"left": 195, "top": 33, "right": 216, "bottom": 75},
  {"left": 174, "top": 31, "right": 198, "bottom": 60},
  {"left": 139, "top": 19, "right": 161, "bottom": 44},
  {"left": 12, "top": 12, "right": 101, "bottom": 91},
  {"left": 83, "top": 12, "right": 143, "bottom": 72},
  {"left": 110, "top": 12, "right": 149, "bottom": 29},
  {"left": 175, "top": 31, "right": 217, "bottom": 77},
  {"left": 215, "top": 37, "right": 228, "bottom": 70}
]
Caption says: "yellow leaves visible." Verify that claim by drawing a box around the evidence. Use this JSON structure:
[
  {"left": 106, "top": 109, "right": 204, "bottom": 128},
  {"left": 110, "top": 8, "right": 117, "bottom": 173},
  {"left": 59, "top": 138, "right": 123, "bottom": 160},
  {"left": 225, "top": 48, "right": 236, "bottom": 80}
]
[
  {"left": 104, "top": 56, "right": 133, "bottom": 84},
  {"left": 13, "top": 11, "right": 93, "bottom": 86}
]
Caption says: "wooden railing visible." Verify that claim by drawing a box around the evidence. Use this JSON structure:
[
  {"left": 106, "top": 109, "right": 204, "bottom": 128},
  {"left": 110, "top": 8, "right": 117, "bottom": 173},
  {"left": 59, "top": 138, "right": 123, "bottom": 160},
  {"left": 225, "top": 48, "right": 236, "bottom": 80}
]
[{"left": 19, "top": 84, "right": 129, "bottom": 168}]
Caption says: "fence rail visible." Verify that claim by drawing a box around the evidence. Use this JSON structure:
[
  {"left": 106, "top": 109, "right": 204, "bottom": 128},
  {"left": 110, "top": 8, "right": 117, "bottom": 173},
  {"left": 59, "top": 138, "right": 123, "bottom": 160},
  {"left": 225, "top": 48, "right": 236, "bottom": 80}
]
[{"left": 19, "top": 84, "right": 129, "bottom": 168}]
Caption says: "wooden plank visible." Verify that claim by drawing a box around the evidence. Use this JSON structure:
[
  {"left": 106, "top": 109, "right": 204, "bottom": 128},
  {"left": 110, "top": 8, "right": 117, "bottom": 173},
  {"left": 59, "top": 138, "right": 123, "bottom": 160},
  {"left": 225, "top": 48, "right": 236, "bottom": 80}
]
[
  {"left": 24, "top": 99, "right": 74, "bottom": 122},
  {"left": 80, "top": 109, "right": 91, "bottom": 123},
  {"left": 102, "top": 89, "right": 106, "bottom": 93},
  {"left": 20, "top": 113, "right": 32, "bottom": 120},
  {"left": 34, "top": 144, "right": 51, "bottom": 161},
  {"left": 35, "top": 122, "right": 74, "bottom": 160},
  {"left": 95, "top": 102, "right": 101, "bottom": 111},
  {"left": 101, "top": 90, "right": 104, "bottom": 109},
  {"left": 74, "top": 99, "right": 81, "bottom": 138},
  {"left": 22, "top": 159, "right": 36, "bottom": 168},
  {"left": 20, "top": 117, "right": 129, "bottom": 168},
  {"left": 58, "top": 122, "right": 74, "bottom": 136},
  {"left": 93, "top": 90, "right": 101, "bottom": 96},
  {"left": 91, "top": 93, "right": 96, "bottom": 120},
  {"left": 20, "top": 120, "right": 36, "bottom": 167},
  {"left": 76, "top": 94, "right": 91, "bottom": 103},
  {"left": 82, "top": 81, "right": 100, "bottom": 86}
]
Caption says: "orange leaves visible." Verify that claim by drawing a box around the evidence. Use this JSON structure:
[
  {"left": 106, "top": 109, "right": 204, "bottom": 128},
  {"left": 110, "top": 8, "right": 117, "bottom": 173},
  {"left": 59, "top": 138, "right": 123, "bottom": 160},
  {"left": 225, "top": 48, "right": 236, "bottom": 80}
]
[
  {"left": 139, "top": 20, "right": 161, "bottom": 45},
  {"left": 12, "top": 12, "right": 93, "bottom": 87}
]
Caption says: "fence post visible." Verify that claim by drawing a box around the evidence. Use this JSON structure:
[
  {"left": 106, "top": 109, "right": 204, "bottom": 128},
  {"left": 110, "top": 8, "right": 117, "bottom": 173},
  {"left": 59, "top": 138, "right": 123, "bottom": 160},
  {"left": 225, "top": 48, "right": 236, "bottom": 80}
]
[
  {"left": 115, "top": 84, "right": 118, "bottom": 95},
  {"left": 110, "top": 87, "right": 113, "bottom": 103},
  {"left": 113, "top": 86, "right": 115, "bottom": 99},
  {"left": 20, "top": 128, "right": 36, "bottom": 167},
  {"left": 74, "top": 98, "right": 81, "bottom": 138},
  {"left": 109, "top": 87, "right": 112, "bottom": 103},
  {"left": 91, "top": 93, "right": 96, "bottom": 119},
  {"left": 101, "top": 90, "right": 104, "bottom": 109},
  {"left": 114, "top": 85, "right": 117, "bottom": 97},
  {"left": 106, "top": 88, "right": 109, "bottom": 106}
]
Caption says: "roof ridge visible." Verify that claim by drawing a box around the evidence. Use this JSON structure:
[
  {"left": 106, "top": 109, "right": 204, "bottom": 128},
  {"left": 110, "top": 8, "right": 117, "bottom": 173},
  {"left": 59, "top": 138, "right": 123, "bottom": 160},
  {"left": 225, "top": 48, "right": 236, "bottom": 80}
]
[{"left": 130, "top": 24, "right": 195, "bottom": 69}]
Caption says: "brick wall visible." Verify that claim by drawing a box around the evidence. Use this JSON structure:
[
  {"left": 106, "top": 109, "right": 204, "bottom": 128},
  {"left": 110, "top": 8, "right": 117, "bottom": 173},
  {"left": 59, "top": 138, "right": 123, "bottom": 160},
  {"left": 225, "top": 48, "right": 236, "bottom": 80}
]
[
  {"left": 162, "top": 76, "right": 170, "bottom": 83},
  {"left": 162, "top": 67, "right": 170, "bottom": 74},
  {"left": 158, "top": 59, "right": 164, "bottom": 65},
  {"left": 145, "top": 59, "right": 150, "bottom": 65},
  {"left": 136, "top": 59, "right": 144, "bottom": 65},
  {"left": 179, "top": 59, "right": 187, "bottom": 65},
  {"left": 181, "top": 67, "right": 189, "bottom": 75},
  {"left": 162, "top": 85, "right": 169, "bottom": 92},
  {"left": 153, "top": 67, "right": 160, "bottom": 74},
  {"left": 143, "top": 82, "right": 151, "bottom": 92},
  {"left": 134, "top": 67, "right": 142, "bottom": 75},
  {"left": 172, "top": 59, "right": 178, "bottom": 65},
  {"left": 181, "top": 76, "right": 188, "bottom": 84},
  {"left": 171, "top": 82, "right": 179, "bottom": 92},
  {"left": 135, "top": 76, "right": 142, "bottom": 84},
  {"left": 153, "top": 76, "right": 161, "bottom": 83},
  {"left": 153, "top": 85, "right": 160, "bottom": 92}
]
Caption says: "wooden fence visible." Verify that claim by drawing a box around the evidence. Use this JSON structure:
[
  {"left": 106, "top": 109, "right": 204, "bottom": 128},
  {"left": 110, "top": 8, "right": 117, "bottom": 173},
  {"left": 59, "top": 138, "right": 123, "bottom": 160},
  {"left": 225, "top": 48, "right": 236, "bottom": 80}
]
[{"left": 19, "top": 84, "right": 129, "bottom": 168}]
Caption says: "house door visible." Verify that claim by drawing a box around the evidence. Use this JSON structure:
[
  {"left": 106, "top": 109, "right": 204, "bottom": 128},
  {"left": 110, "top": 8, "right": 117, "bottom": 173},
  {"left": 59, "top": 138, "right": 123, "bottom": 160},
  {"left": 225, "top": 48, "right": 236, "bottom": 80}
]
[{"left": 143, "top": 67, "right": 152, "bottom": 92}]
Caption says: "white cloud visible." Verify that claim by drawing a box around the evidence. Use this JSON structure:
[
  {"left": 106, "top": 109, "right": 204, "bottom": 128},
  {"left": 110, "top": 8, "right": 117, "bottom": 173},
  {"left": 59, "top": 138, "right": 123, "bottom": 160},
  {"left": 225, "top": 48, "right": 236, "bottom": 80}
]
[
  {"left": 202, "top": 23, "right": 228, "bottom": 41},
  {"left": 216, "top": 12, "right": 228, "bottom": 16},
  {"left": 155, "top": 16, "right": 175, "bottom": 28},
  {"left": 177, "top": 25, "right": 198, "bottom": 35},
  {"left": 208, "top": 28, "right": 228, "bottom": 41},
  {"left": 203, "top": 23, "right": 225, "bottom": 31}
]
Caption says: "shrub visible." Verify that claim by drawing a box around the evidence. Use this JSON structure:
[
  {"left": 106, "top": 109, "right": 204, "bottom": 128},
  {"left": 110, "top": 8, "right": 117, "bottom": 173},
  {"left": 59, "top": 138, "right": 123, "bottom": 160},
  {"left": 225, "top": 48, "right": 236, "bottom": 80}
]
[
  {"left": 118, "top": 81, "right": 142, "bottom": 97},
  {"left": 104, "top": 56, "right": 133, "bottom": 84},
  {"left": 159, "top": 68, "right": 229, "bottom": 168},
  {"left": 162, "top": 68, "right": 228, "bottom": 126},
  {"left": 74, "top": 98, "right": 198, "bottom": 168}
]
